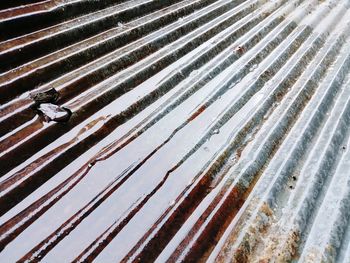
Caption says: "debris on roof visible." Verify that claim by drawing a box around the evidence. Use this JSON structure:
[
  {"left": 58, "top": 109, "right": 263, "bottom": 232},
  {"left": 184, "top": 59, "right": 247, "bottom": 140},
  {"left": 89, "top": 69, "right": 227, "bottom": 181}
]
[
  {"left": 37, "top": 103, "right": 71, "bottom": 122},
  {"left": 30, "top": 88, "right": 60, "bottom": 105}
]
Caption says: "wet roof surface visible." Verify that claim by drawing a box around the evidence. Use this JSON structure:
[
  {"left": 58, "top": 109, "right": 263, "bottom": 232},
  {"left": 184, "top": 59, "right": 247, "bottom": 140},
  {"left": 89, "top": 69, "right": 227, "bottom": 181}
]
[{"left": 1, "top": 0, "right": 350, "bottom": 262}]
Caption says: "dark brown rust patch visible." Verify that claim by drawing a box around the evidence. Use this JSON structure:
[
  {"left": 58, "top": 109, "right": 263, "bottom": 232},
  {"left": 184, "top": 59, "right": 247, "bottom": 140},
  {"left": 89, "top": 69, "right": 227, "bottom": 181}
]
[
  {"left": 0, "top": 0, "right": 58, "bottom": 20},
  {"left": 187, "top": 105, "right": 206, "bottom": 122},
  {"left": 235, "top": 45, "right": 245, "bottom": 55},
  {"left": 177, "top": 186, "right": 245, "bottom": 262},
  {"left": 124, "top": 172, "right": 213, "bottom": 263},
  {"left": 0, "top": 118, "right": 43, "bottom": 153}
]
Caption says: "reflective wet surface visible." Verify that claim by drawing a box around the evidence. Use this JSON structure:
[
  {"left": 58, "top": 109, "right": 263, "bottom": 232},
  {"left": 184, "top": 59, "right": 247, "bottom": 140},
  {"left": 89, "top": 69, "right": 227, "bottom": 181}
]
[{"left": 1, "top": 0, "right": 350, "bottom": 262}]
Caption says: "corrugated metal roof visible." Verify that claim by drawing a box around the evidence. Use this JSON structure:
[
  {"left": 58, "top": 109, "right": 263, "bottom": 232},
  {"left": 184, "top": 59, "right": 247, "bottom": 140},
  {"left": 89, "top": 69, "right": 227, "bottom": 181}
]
[{"left": 1, "top": 0, "right": 350, "bottom": 262}]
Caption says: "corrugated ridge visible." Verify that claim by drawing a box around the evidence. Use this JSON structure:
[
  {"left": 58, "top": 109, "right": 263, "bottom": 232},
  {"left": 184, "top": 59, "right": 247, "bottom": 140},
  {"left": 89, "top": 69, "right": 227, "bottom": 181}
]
[{"left": 1, "top": 0, "right": 350, "bottom": 262}]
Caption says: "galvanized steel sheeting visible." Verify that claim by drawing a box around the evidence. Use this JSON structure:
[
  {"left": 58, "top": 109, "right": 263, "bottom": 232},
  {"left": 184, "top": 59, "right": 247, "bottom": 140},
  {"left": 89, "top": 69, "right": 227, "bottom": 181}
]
[{"left": 0, "top": 0, "right": 350, "bottom": 262}]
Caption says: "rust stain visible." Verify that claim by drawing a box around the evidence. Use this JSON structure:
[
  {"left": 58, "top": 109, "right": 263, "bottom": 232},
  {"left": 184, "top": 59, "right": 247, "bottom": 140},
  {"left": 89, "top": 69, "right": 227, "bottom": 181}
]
[
  {"left": 187, "top": 105, "right": 206, "bottom": 121},
  {"left": 0, "top": 1, "right": 59, "bottom": 20},
  {"left": 1, "top": 0, "right": 350, "bottom": 262}
]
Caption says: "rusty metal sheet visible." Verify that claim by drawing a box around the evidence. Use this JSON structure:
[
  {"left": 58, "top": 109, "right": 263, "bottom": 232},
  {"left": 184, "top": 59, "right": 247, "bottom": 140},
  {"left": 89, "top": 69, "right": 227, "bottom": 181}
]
[{"left": 1, "top": 0, "right": 350, "bottom": 262}]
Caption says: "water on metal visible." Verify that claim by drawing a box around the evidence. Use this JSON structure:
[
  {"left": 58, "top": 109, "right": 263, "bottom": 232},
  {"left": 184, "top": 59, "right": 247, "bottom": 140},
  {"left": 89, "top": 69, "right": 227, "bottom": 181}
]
[{"left": 1, "top": 0, "right": 350, "bottom": 262}]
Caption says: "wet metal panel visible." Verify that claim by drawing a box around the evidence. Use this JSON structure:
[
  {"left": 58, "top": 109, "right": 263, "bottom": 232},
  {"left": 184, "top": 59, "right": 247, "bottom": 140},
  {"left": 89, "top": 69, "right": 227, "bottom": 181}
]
[{"left": 0, "top": 0, "right": 350, "bottom": 262}]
